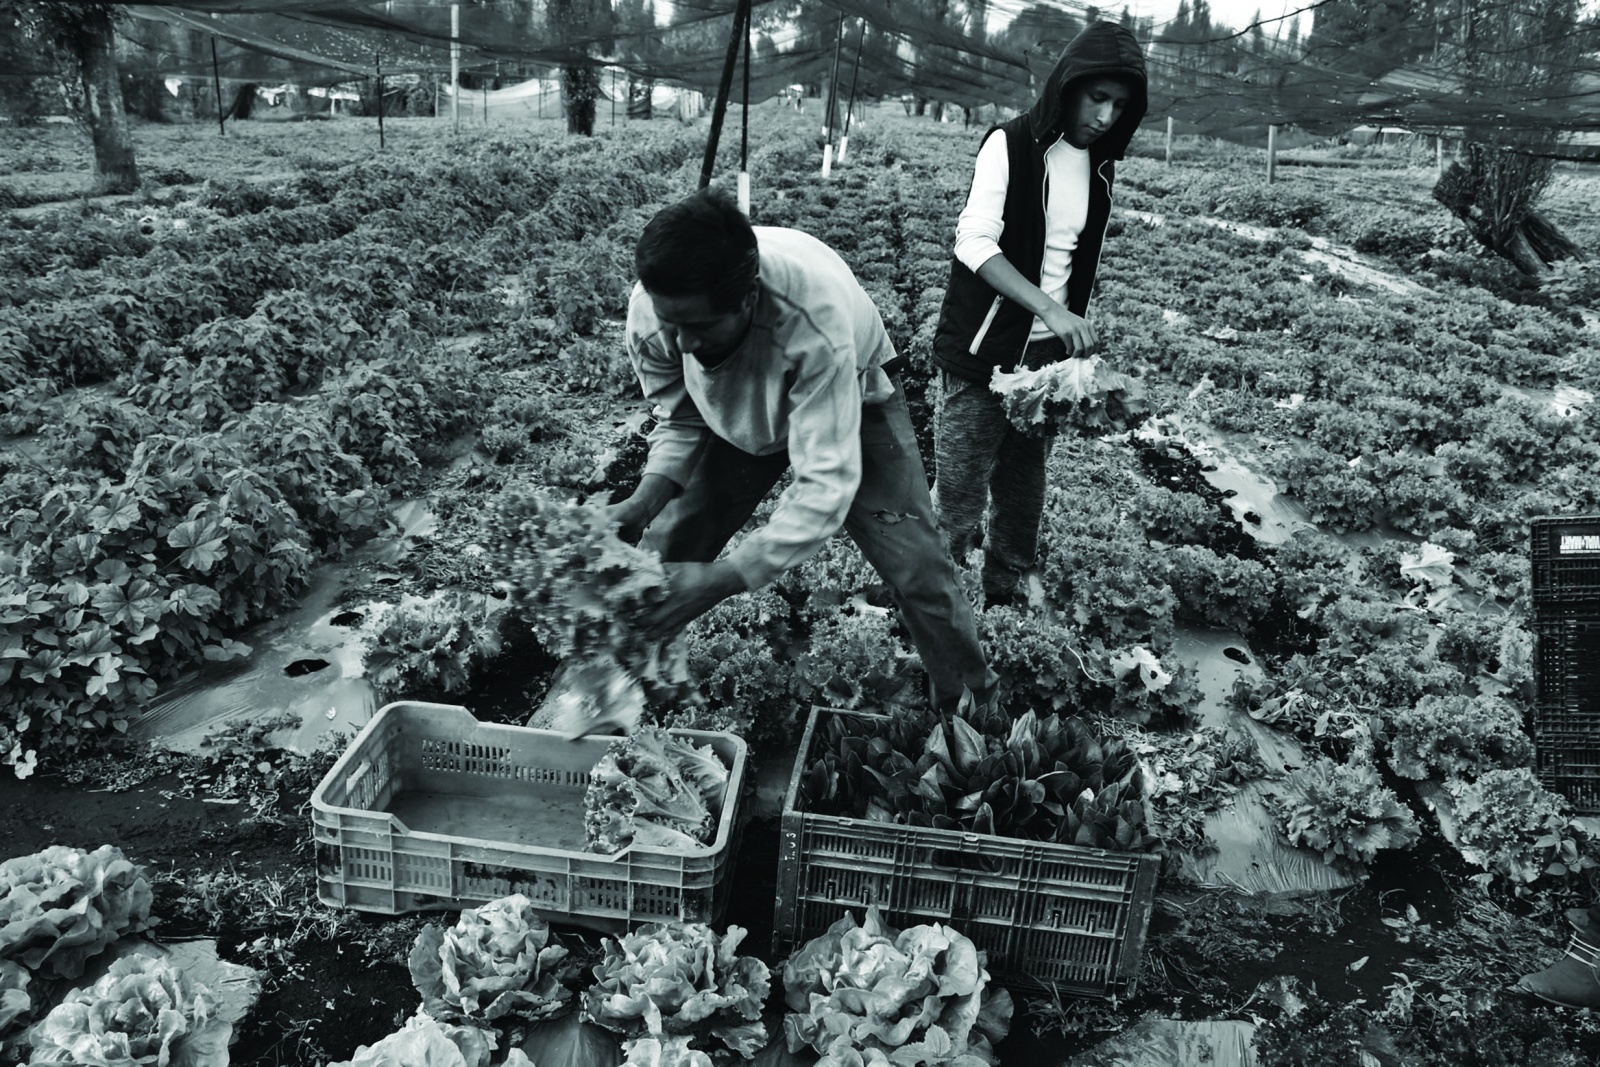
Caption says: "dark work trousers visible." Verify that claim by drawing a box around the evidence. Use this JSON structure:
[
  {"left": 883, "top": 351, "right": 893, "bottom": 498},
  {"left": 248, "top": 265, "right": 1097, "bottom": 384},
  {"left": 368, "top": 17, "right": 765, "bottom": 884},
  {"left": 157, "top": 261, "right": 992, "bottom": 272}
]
[
  {"left": 640, "top": 382, "right": 993, "bottom": 709},
  {"left": 933, "top": 337, "right": 1066, "bottom": 603}
]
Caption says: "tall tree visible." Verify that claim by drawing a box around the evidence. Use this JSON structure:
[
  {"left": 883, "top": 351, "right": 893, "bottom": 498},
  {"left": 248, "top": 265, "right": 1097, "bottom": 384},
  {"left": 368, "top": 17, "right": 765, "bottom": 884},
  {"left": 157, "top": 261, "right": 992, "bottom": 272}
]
[
  {"left": 549, "top": 0, "right": 611, "bottom": 135},
  {"left": 1431, "top": 0, "right": 1586, "bottom": 273},
  {"left": 1, "top": 1, "right": 137, "bottom": 193}
]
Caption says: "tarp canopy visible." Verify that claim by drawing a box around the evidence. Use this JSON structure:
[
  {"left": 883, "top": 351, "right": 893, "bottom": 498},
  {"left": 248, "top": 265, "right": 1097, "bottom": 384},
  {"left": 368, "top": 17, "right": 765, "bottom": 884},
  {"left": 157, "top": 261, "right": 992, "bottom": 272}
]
[{"left": 95, "top": 0, "right": 1600, "bottom": 145}]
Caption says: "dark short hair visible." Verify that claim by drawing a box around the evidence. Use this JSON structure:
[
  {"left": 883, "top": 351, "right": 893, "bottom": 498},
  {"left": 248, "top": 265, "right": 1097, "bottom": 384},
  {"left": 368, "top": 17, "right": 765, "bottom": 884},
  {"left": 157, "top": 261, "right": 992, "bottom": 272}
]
[{"left": 635, "top": 187, "right": 759, "bottom": 313}]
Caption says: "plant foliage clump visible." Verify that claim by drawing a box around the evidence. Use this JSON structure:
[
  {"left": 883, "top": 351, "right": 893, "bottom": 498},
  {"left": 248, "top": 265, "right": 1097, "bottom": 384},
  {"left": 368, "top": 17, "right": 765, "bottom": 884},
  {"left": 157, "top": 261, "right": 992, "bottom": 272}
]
[
  {"left": 1272, "top": 757, "right": 1420, "bottom": 865},
  {"left": 0, "top": 844, "right": 153, "bottom": 980},
  {"left": 1385, "top": 693, "right": 1534, "bottom": 781}
]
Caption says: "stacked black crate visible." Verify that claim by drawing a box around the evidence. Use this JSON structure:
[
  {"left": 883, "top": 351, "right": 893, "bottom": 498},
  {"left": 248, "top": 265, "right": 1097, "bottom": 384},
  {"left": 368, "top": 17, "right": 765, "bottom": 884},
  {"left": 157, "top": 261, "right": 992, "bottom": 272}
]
[{"left": 1532, "top": 516, "right": 1600, "bottom": 814}]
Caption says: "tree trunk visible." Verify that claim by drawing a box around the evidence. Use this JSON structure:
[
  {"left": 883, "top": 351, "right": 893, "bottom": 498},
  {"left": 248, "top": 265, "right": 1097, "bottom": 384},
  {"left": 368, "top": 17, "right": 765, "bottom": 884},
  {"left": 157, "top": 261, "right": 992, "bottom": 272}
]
[
  {"left": 1432, "top": 157, "right": 1579, "bottom": 276},
  {"left": 562, "top": 64, "right": 597, "bottom": 136},
  {"left": 73, "top": 5, "right": 138, "bottom": 195}
]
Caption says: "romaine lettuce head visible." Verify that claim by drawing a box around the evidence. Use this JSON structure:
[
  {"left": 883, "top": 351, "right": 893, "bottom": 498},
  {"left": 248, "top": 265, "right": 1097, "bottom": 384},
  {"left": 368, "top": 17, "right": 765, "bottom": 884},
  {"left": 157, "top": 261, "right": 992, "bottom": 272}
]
[
  {"left": 26, "top": 954, "right": 230, "bottom": 1067},
  {"left": 407, "top": 894, "right": 572, "bottom": 1024},
  {"left": 0, "top": 845, "right": 154, "bottom": 979},
  {"left": 584, "top": 729, "right": 720, "bottom": 855}
]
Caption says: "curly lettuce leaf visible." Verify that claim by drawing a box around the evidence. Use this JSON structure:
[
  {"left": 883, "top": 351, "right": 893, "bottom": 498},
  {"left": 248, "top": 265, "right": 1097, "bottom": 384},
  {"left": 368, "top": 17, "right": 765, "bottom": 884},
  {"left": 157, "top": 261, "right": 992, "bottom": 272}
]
[
  {"left": 780, "top": 906, "right": 1009, "bottom": 1067},
  {"left": 0, "top": 844, "right": 154, "bottom": 979},
  {"left": 582, "top": 921, "right": 770, "bottom": 1059},
  {"left": 407, "top": 894, "right": 572, "bottom": 1025},
  {"left": 584, "top": 727, "right": 727, "bottom": 855},
  {"left": 0, "top": 959, "right": 30, "bottom": 1036},
  {"left": 26, "top": 954, "right": 230, "bottom": 1067},
  {"left": 327, "top": 1010, "right": 532, "bottom": 1067}
]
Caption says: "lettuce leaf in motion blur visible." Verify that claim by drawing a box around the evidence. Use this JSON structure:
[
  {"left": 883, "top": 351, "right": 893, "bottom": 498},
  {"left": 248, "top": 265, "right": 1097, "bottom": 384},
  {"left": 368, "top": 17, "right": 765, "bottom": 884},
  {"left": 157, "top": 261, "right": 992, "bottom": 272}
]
[
  {"left": 407, "top": 894, "right": 574, "bottom": 1025},
  {"left": 990, "top": 356, "right": 1147, "bottom": 437},
  {"left": 781, "top": 906, "right": 1012, "bottom": 1067},
  {"left": 582, "top": 921, "right": 770, "bottom": 1060},
  {"left": 584, "top": 726, "right": 729, "bottom": 855}
]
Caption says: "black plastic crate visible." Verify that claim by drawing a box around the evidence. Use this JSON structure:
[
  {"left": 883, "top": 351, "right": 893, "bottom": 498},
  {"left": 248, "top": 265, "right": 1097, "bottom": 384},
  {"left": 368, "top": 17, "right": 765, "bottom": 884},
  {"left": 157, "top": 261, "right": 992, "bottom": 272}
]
[
  {"left": 1532, "top": 616, "right": 1600, "bottom": 738},
  {"left": 1535, "top": 733, "right": 1600, "bottom": 815},
  {"left": 1531, "top": 516, "right": 1600, "bottom": 605},
  {"left": 773, "top": 707, "right": 1159, "bottom": 999}
]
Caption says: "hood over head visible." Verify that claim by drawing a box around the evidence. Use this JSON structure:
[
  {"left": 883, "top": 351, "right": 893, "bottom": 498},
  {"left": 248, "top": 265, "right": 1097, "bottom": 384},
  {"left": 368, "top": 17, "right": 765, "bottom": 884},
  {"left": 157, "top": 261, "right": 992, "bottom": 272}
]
[{"left": 1026, "top": 20, "right": 1149, "bottom": 160}]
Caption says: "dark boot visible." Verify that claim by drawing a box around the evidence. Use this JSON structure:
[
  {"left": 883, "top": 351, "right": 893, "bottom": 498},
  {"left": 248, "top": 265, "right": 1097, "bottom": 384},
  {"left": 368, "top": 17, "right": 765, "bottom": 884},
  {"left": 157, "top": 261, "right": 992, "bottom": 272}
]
[{"left": 1516, "top": 928, "right": 1600, "bottom": 1009}]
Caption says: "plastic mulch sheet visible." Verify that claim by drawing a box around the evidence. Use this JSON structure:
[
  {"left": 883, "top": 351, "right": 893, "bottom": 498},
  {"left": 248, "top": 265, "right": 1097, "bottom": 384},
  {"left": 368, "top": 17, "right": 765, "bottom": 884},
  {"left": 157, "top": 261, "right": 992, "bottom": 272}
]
[{"left": 1169, "top": 628, "right": 1359, "bottom": 897}]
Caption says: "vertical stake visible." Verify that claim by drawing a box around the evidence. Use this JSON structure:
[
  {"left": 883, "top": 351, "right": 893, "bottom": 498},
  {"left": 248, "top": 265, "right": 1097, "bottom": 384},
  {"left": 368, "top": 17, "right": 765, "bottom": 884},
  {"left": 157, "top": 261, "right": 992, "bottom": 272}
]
[
  {"left": 1165, "top": 114, "right": 1173, "bottom": 164},
  {"left": 376, "top": 52, "right": 385, "bottom": 150},
  {"left": 1267, "top": 123, "right": 1278, "bottom": 184},
  {"left": 210, "top": 35, "right": 225, "bottom": 136},
  {"left": 450, "top": 3, "right": 460, "bottom": 132}
]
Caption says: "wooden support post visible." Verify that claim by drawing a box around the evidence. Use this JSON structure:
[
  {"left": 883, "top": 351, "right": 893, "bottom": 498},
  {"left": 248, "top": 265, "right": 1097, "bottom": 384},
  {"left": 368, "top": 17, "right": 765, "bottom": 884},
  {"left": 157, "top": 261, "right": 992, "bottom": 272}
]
[
  {"left": 1165, "top": 115, "right": 1173, "bottom": 164},
  {"left": 1436, "top": 134, "right": 1444, "bottom": 178},
  {"left": 210, "top": 35, "right": 225, "bottom": 136},
  {"left": 1267, "top": 124, "right": 1277, "bottom": 184},
  {"left": 450, "top": 3, "right": 460, "bottom": 132}
]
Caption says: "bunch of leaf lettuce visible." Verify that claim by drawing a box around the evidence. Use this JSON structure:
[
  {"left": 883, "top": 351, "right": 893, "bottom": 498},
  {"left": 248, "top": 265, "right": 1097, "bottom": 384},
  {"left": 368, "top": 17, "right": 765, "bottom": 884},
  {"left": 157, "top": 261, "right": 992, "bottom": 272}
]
[
  {"left": 584, "top": 726, "right": 730, "bottom": 855},
  {"left": 581, "top": 920, "right": 769, "bottom": 1059},
  {"left": 1384, "top": 693, "right": 1534, "bottom": 781},
  {"left": 989, "top": 356, "right": 1147, "bottom": 437},
  {"left": 480, "top": 486, "right": 695, "bottom": 721},
  {"left": 26, "top": 954, "right": 231, "bottom": 1067},
  {"left": 0, "top": 844, "right": 154, "bottom": 979},
  {"left": 800, "top": 708, "right": 1154, "bottom": 852},
  {"left": 1272, "top": 756, "right": 1420, "bottom": 865},
  {"left": 328, "top": 1010, "right": 534, "bottom": 1067},
  {"left": 781, "top": 906, "right": 1013, "bottom": 1067},
  {"left": 407, "top": 894, "right": 574, "bottom": 1025}
]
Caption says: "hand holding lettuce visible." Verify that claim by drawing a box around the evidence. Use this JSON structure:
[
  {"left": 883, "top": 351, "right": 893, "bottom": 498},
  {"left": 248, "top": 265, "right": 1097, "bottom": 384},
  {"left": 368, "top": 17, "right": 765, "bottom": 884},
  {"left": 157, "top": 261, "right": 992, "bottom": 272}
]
[
  {"left": 582, "top": 921, "right": 769, "bottom": 1060},
  {"left": 781, "top": 906, "right": 1012, "bottom": 1067}
]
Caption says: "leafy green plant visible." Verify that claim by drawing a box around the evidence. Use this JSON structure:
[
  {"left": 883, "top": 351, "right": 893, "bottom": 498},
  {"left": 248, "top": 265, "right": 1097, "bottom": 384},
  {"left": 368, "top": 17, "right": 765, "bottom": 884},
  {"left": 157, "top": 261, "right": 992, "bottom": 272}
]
[
  {"left": 780, "top": 905, "right": 1012, "bottom": 1067},
  {"left": 1384, "top": 694, "right": 1534, "bottom": 781},
  {"left": 26, "top": 955, "right": 232, "bottom": 1067},
  {"left": 1272, "top": 757, "right": 1420, "bottom": 866},
  {"left": 363, "top": 593, "right": 506, "bottom": 707},
  {"left": 584, "top": 727, "right": 729, "bottom": 854},
  {"left": 582, "top": 921, "right": 769, "bottom": 1060},
  {"left": 0, "top": 845, "right": 152, "bottom": 980},
  {"left": 1446, "top": 768, "right": 1600, "bottom": 888},
  {"left": 801, "top": 708, "right": 1155, "bottom": 852},
  {"left": 327, "top": 1011, "right": 529, "bottom": 1067},
  {"left": 407, "top": 895, "right": 574, "bottom": 1026}
]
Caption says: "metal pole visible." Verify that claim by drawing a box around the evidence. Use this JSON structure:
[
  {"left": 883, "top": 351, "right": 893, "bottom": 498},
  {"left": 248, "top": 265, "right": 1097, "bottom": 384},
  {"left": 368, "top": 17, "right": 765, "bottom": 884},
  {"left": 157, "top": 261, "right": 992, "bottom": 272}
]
[
  {"left": 838, "top": 19, "right": 865, "bottom": 164},
  {"left": 824, "top": 14, "right": 844, "bottom": 143},
  {"left": 738, "top": 4, "right": 750, "bottom": 213},
  {"left": 376, "top": 52, "right": 385, "bottom": 150},
  {"left": 698, "top": 0, "right": 753, "bottom": 190},
  {"left": 450, "top": 3, "right": 460, "bottom": 132},
  {"left": 210, "top": 35, "right": 225, "bottom": 136},
  {"left": 1267, "top": 123, "right": 1277, "bottom": 184}
]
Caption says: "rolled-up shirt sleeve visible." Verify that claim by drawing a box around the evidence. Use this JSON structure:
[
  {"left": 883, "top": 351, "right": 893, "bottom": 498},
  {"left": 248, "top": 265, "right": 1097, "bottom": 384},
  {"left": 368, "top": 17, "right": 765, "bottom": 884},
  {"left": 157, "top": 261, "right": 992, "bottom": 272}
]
[
  {"left": 627, "top": 325, "right": 710, "bottom": 491},
  {"left": 724, "top": 344, "right": 862, "bottom": 590},
  {"left": 953, "top": 128, "right": 1010, "bottom": 275}
]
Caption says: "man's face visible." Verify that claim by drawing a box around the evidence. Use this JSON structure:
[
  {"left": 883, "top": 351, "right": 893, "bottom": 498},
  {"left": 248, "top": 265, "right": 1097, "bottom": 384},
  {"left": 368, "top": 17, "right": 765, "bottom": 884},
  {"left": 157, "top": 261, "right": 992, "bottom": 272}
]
[
  {"left": 648, "top": 287, "right": 756, "bottom": 364},
  {"left": 1064, "top": 76, "right": 1132, "bottom": 148}
]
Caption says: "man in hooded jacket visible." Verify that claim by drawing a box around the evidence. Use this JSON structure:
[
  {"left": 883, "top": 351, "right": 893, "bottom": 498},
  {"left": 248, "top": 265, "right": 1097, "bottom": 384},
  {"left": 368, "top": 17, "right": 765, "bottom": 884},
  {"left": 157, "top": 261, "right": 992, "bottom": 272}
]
[{"left": 930, "top": 21, "right": 1149, "bottom": 609}]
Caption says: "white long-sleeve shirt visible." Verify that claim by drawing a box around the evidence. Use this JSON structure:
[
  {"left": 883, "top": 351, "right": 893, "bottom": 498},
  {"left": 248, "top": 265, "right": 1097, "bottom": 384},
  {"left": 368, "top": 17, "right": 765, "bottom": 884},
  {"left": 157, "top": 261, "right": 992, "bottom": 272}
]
[
  {"left": 626, "top": 226, "right": 897, "bottom": 591},
  {"left": 953, "top": 129, "right": 1091, "bottom": 342}
]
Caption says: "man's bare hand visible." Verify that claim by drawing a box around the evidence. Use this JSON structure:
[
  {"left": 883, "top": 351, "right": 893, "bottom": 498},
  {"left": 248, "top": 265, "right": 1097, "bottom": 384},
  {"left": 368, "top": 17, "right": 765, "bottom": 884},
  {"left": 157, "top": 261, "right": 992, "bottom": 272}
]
[{"left": 637, "top": 561, "right": 744, "bottom": 639}]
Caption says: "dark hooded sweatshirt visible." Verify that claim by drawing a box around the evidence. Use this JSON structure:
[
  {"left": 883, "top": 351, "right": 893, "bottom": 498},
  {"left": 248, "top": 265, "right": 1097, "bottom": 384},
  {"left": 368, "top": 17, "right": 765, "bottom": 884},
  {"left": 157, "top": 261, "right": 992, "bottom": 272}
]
[{"left": 932, "top": 21, "right": 1148, "bottom": 381}]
